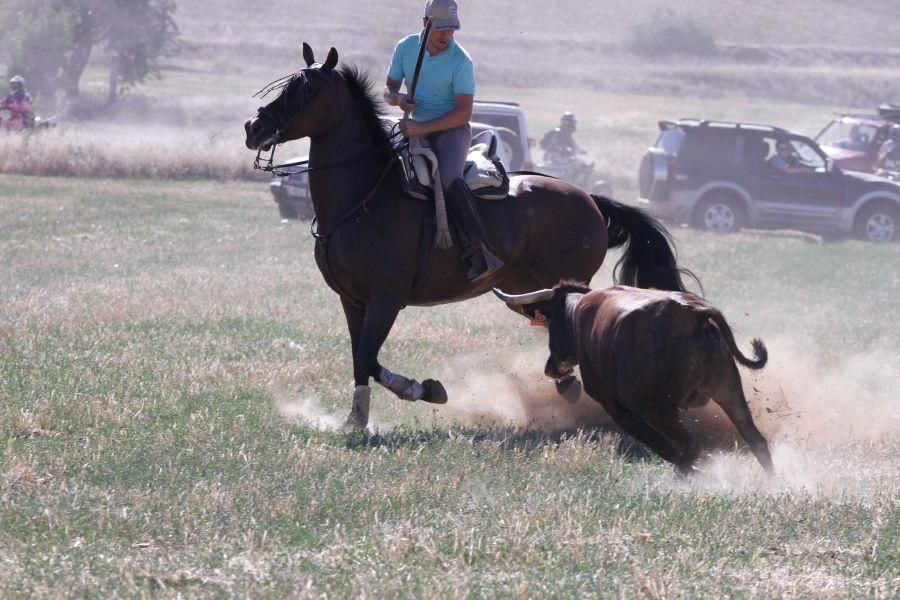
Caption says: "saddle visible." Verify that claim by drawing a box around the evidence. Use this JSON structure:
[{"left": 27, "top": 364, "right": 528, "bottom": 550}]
[{"left": 397, "top": 129, "right": 510, "bottom": 202}]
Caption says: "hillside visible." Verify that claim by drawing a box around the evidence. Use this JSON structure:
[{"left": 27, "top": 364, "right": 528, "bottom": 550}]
[{"left": 168, "top": 0, "right": 900, "bottom": 110}]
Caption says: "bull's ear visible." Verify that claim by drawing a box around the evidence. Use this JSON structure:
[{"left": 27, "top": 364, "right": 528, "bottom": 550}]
[
  {"left": 302, "top": 42, "right": 315, "bottom": 67},
  {"left": 323, "top": 47, "right": 339, "bottom": 71}
]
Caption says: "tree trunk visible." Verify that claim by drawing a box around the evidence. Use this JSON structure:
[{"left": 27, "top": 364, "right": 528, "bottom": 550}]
[
  {"left": 63, "top": 34, "right": 94, "bottom": 101},
  {"left": 106, "top": 57, "right": 120, "bottom": 106}
]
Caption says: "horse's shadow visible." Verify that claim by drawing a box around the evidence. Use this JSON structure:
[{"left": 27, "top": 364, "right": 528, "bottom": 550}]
[
  {"left": 332, "top": 400, "right": 746, "bottom": 467},
  {"left": 339, "top": 423, "right": 658, "bottom": 464}
]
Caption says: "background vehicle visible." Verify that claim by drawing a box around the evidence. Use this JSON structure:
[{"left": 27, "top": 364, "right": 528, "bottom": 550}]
[
  {"left": 537, "top": 154, "right": 613, "bottom": 197},
  {"left": 270, "top": 101, "right": 535, "bottom": 220},
  {"left": 638, "top": 118, "right": 900, "bottom": 242},
  {"left": 816, "top": 104, "right": 900, "bottom": 173},
  {"left": 0, "top": 107, "right": 57, "bottom": 132}
]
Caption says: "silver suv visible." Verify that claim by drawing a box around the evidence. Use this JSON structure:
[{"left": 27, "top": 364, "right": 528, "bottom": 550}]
[
  {"left": 638, "top": 119, "right": 900, "bottom": 242},
  {"left": 270, "top": 101, "right": 535, "bottom": 220}
]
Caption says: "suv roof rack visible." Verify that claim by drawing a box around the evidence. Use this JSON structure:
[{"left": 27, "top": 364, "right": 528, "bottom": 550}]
[
  {"left": 476, "top": 100, "right": 520, "bottom": 107},
  {"left": 675, "top": 118, "right": 788, "bottom": 133}
]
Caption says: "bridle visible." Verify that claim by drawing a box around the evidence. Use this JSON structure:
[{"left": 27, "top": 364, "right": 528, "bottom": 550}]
[
  {"left": 251, "top": 67, "right": 332, "bottom": 172},
  {"left": 251, "top": 69, "right": 406, "bottom": 176}
]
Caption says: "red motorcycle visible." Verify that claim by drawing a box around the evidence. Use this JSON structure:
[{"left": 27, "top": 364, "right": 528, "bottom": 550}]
[{"left": 0, "top": 105, "right": 56, "bottom": 132}]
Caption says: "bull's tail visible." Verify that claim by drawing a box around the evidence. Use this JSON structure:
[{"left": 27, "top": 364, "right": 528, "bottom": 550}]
[
  {"left": 705, "top": 309, "right": 768, "bottom": 370},
  {"left": 592, "top": 194, "right": 701, "bottom": 294}
]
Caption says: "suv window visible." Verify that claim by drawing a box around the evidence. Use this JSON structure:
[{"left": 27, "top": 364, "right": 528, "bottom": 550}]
[
  {"left": 818, "top": 120, "right": 880, "bottom": 152},
  {"left": 678, "top": 128, "right": 740, "bottom": 173},
  {"left": 763, "top": 136, "right": 827, "bottom": 172},
  {"left": 656, "top": 127, "right": 686, "bottom": 155},
  {"left": 471, "top": 112, "right": 518, "bottom": 133}
]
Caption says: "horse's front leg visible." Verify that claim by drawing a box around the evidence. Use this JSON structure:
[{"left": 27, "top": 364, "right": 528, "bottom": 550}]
[
  {"left": 344, "top": 294, "right": 447, "bottom": 429},
  {"left": 340, "top": 296, "right": 369, "bottom": 429}
]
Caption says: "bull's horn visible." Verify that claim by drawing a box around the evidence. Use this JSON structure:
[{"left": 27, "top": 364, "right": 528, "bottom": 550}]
[{"left": 492, "top": 287, "right": 556, "bottom": 306}]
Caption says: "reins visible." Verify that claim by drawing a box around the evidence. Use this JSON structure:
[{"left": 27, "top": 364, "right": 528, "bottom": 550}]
[
  {"left": 310, "top": 151, "right": 401, "bottom": 242},
  {"left": 254, "top": 132, "right": 402, "bottom": 177}
]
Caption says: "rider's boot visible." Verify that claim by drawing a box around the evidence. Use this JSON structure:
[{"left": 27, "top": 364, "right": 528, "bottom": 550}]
[{"left": 446, "top": 178, "right": 504, "bottom": 282}]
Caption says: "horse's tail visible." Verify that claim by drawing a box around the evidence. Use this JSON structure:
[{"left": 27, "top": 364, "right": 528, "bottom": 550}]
[{"left": 592, "top": 194, "right": 701, "bottom": 293}]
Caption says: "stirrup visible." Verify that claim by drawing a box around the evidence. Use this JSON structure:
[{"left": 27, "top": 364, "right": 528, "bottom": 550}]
[{"left": 465, "top": 245, "right": 503, "bottom": 282}]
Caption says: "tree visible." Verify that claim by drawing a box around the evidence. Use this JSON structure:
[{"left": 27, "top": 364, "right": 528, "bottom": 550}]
[
  {"left": 2, "top": 3, "right": 75, "bottom": 99},
  {"left": 3, "top": 0, "right": 179, "bottom": 108},
  {"left": 104, "top": 0, "right": 180, "bottom": 104}
]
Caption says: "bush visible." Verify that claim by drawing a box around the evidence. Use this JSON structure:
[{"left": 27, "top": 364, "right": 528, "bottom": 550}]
[{"left": 628, "top": 12, "right": 717, "bottom": 57}]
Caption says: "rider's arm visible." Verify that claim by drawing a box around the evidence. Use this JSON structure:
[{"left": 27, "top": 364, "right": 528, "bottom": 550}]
[
  {"left": 384, "top": 77, "right": 415, "bottom": 113},
  {"left": 408, "top": 93, "right": 473, "bottom": 135}
]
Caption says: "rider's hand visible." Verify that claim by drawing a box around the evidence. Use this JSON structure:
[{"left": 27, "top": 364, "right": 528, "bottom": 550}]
[
  {"left": 399, "top": 118, "right": 425, "bottom": 138},
  {"left": 397, "top": 94, "right": 416, "bottom": 114}
]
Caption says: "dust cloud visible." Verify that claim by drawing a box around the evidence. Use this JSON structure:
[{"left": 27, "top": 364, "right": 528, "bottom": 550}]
[
  {"left": 419, "top": 333, "right": 899, "bottom": 498},
  {"left": 433, "top": 350, "right": 613, "bottom": 431},
  {"left": 748, "top": 337, "right": 900, "bottom": 443}
]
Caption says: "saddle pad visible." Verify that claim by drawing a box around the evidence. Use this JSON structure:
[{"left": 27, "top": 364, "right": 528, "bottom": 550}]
[
  {"left": 464, "top": 143, "right": 509, "bottom": 200},
  {"left": 398, "top": 139, "right": 510, "bottom": 201}
]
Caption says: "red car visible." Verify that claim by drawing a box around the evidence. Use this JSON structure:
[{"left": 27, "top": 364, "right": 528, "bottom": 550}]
[{"left": 816, "top": 104, "right": 900, "bottom": 173}]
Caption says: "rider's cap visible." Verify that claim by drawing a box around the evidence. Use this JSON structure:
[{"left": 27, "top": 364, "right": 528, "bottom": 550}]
[
  {"left": 9, "top": 75, "right": 25, "bottom": 86},
  {"left": 425, "top": 0, "right": 461, "bottom": 31}
]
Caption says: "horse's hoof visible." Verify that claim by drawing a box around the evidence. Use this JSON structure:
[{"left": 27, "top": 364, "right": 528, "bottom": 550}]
[
  {"left": 343, "top": 412, "right": 368, "bottom": 431},
  {"left": 421, "top": 379, "right": 448, "bottom": 404},
  {"left": 555, "top": 375, "right": 581, "bottom": 403}
]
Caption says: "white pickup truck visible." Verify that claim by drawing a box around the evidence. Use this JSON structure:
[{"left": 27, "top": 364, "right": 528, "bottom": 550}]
[{"left": 270, "top": 101, "right": 535, "bottom": 219}]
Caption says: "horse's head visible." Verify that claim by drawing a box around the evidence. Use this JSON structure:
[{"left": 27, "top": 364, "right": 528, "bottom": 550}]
[{"left": 244, "top": 43, "right": 342, "bottom": 151}]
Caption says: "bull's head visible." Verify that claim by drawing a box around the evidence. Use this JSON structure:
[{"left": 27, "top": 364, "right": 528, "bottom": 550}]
[{"left": 493, "top": 286, "right": 584, "bottom": 379}]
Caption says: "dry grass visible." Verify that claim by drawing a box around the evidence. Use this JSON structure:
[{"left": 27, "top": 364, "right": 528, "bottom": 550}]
[{"left": 1, "top": 174, "right": 898, "bottom": 596}]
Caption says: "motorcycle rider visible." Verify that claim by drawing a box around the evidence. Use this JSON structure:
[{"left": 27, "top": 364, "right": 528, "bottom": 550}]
[
  {"left": 0, "top": 76, "right": 34, "bottom": 127},
  {"left": 876, "top": 125, "right": 900, "bottom": 171},
  {"left": 540, "top": 112, "right": 582, "bottom": 164}
]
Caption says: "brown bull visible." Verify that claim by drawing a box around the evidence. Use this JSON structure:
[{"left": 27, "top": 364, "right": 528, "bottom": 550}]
[{"left": 494, "top": 283, "right": 774, "bottom": 475}]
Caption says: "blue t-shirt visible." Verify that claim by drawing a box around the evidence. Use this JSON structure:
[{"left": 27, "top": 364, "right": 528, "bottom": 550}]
[{"left": 387, "top": 33, "right": 475, "bottom": 122}]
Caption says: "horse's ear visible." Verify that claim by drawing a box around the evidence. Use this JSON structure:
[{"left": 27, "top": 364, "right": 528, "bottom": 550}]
[
  {"left": 323, "top": 47, "right": 339, "bottom": 71},
  {"left": 302, "top": 42, "right": 315, "bottom": 67}
]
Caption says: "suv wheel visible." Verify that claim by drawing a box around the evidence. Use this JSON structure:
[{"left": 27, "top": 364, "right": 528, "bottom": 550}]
[
  {"left": 694, "top": 193, "right": 745, "bottom": 233},
  {"left": 854, "top": 202, "right": 898, "bottom": 243}
]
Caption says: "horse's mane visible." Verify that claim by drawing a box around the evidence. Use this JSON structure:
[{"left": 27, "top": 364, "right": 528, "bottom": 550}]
[{"left": 338, "top": 64, "right": 392, "bottom": 152}]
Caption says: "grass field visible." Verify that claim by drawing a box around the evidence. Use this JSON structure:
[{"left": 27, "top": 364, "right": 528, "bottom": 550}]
[{"left": 1, "top": 174, "right": 897, "bottom": 596}]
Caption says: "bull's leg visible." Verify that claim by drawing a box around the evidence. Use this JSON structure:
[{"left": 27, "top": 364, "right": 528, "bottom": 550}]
[
  {"left": 603, "top": 401, "right": 684, "bottom": 469},
  {"left": 639, "top": 407, "right": 701, "bottom": 475},
  {"left": 554, "top": 374, "right": 582, "bottom": 403},
  {"left": 713, "top": 374, "right": 775, "bottom": 475}
]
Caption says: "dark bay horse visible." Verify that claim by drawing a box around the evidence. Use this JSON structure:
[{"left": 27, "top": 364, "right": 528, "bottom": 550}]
[{"left": 244, "top": 44, "right": 695, "bottom": 428}]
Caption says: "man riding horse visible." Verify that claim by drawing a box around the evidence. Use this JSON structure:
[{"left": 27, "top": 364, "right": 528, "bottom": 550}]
[
  {"left": 244, "top": 36, "right": 698, "bottom": 430},
  {"left": 383, "top": 0, "right": 502, "bottom": 282}
]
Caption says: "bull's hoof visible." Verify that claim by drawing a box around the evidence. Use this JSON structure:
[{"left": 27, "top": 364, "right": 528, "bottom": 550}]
[
  {"left": 421, "top": 379, "right": 448, "bottom": 404},
  {"left": 555, "top": 375, "right": 581, "bottom": 403}
]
